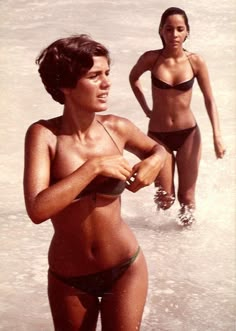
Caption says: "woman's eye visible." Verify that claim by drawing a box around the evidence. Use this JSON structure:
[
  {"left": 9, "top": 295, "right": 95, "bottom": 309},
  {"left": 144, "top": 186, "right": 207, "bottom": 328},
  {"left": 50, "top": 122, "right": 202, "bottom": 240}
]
[{"left": 89, "top": 73, "right": 98, "bottom": 79}]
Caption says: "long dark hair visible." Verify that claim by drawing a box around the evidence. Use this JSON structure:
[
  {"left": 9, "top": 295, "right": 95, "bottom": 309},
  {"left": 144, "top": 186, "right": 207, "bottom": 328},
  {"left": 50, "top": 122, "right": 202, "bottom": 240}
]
[{"left": 159, "top": 7, "right": 190, "bottom": 47}]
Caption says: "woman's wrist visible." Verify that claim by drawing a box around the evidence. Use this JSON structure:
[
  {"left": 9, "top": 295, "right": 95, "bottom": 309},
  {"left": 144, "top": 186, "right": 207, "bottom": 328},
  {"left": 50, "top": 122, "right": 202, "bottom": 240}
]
[
  {"left": 145, "top": 110, "right": 151, "bottom": 118},
  {"left": 151, "top": 144, "right": 167, "bottom": 164}
]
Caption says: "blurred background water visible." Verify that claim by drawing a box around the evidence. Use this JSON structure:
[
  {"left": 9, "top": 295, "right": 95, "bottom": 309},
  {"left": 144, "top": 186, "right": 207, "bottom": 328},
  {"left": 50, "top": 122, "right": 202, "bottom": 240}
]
[{"left": 0, "top": 0, "right": 235, "bottom": 330}]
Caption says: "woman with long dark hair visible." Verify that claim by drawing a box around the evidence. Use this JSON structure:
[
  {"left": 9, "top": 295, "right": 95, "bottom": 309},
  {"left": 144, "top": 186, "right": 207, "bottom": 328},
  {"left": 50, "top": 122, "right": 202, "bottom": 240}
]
[{"left": 129, "top": 7, "right": 225, "bottom": 225}]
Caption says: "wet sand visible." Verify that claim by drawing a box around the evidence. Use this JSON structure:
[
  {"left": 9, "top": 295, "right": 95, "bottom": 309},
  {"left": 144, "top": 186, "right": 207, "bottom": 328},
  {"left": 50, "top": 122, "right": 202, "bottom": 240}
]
[{"left": 0, "top": 0, "right": 235, "bottom": 330}]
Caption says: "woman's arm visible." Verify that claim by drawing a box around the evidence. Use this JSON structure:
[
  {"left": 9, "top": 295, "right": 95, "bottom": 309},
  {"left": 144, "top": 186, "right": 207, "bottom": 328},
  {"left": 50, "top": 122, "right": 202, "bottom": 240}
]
[
  {"left": 194, "top": 54, "right": 226, "bottom": 158},
  {"left": 116, "top": 117, "right": 167, "bottom": 192},
  {"left": 23, "top": 123, "right": 132, "bottom": 224},
  {"left": 129, "top": 51, "right": 155, "bottom": 118},
  {"left": 126, "top": 143, "right": 166, "bottom": 193}
]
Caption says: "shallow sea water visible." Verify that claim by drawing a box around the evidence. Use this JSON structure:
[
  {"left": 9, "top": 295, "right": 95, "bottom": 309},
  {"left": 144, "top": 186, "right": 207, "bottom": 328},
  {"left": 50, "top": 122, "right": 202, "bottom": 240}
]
[{"left": 0, "top": 0, "right": 235, "bottom": 330}]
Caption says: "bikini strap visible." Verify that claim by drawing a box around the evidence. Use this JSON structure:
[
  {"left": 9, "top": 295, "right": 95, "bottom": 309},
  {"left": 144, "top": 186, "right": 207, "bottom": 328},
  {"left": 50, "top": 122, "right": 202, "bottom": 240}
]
[
  {"left": 185, "top": 51, "right": 196, "bottom": 76},
  {"left": 151, "top": 50, "right": 164, "bottom": 71},
  {"left": 96, "top": 119, "right": 122, "bottom": 154}
]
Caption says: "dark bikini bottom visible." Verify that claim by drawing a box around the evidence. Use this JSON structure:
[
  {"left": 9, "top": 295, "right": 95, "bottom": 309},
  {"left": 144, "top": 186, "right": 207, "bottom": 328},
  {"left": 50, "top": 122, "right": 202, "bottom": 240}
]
[
  {"left": 49, "top": 246, "right": 140, "bottom": 297},
  {"left": 148, "top": 124, "right": 197, "bottom": 152}
]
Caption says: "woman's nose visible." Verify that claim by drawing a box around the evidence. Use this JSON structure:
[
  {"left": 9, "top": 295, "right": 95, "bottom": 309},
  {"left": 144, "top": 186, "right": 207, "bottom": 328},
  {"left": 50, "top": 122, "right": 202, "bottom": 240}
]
[
  {"left": 101, "top": 75, "right": 111, "bottom": 88},
  {"left": 173, "top": 29, "right": 178, "bottom": 37}
]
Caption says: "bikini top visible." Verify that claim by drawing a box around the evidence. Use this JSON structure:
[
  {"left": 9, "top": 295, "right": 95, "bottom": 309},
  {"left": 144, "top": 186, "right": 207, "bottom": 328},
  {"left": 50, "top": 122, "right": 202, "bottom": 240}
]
[
  {"left": 151, "top": 74, "right": 195, "bottom": 91},
  {"left": 151, "top": 52, "right": 195, "bottom": 91},
  {"left": 75, "top": 120, "right": 126, "bottom": 200}
]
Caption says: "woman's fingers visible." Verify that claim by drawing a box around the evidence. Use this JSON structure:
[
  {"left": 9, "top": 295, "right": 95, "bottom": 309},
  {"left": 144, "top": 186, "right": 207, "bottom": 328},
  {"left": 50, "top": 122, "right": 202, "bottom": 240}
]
[{"left": 98, "top": 155, "right": 132, "bottom": 179}]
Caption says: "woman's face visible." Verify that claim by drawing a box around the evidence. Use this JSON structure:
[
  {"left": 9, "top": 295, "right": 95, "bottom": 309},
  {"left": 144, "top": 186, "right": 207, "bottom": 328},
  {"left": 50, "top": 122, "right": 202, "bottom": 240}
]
[
  {"left": 65, "top": 56, "right": 111, "bottom": 113},
  {"left": 160, "top": 14, "right": 188, "bottom": 48}
]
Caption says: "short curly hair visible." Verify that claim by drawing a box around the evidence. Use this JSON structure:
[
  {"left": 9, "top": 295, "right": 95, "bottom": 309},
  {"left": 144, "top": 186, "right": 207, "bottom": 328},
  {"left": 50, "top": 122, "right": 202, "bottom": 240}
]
[{"left": 36, "top": 34, "right": 110, "bottom": 104}]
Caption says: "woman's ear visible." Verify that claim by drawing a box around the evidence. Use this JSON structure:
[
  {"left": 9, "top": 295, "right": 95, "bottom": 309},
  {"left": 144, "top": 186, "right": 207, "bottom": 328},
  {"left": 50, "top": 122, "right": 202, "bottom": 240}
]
[{"left": 60, "top": 87, "right": 70, "bottom": 96}]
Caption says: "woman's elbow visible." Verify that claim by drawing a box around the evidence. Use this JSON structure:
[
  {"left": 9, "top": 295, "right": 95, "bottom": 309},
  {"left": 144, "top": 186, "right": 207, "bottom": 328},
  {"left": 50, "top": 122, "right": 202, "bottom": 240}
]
[
  {"left": 129, "top": 70, "right": 137, "bottom": 85},
  {"left": 26, "top": 206, "right": 49, "bottom": 224},
  {"left": 129, "top": 74, "right": 134, "bottom": 85}
]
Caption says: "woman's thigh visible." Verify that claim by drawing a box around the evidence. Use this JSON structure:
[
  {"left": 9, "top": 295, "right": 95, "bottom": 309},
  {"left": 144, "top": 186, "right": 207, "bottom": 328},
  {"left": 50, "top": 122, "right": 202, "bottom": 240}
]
[
  {"left": 156, "top": 151, "right": 175, "bottom": 194},
  {"left": 100, "top": 250, "right": 148, "bottom": 331},
  {"left": 48, "top": 271, "right": 100, "bottom": 331},
  {"left": 176, "top": 126, "right": 202, "bottom": 202}
]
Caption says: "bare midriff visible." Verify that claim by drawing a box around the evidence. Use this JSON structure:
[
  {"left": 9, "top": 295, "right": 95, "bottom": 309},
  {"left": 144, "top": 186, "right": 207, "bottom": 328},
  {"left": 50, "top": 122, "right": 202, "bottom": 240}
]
[
  {"left": 48, "top": 193, "right": 138, "bottom": 277},
  {"left": 148, "top": 87, "right": 196, "bottom": 132}
]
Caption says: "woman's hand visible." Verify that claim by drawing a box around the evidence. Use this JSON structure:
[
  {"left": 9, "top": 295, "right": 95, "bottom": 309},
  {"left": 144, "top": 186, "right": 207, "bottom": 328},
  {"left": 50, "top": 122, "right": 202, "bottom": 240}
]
[
  {"left": 91, "top": 155, "right": 132, "bottom": 181},
  {"left": 146, "top": 109, "right": 152, "bottom": 118},
  {"left": 213, "top": 135, "right": 226, "bottom": 158},
  {"left": 126, "top": 148, "right": 166, "bottom": 192}
]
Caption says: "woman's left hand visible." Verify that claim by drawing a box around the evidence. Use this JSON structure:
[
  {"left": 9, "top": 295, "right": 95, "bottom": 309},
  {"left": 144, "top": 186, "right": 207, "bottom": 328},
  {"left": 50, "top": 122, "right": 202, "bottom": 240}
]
[
  {"left": 126, "top": 154, "right": 165, "bottom": 192},
  {"left": 214, "top": 135, "right": 226, "bottom": 158}
]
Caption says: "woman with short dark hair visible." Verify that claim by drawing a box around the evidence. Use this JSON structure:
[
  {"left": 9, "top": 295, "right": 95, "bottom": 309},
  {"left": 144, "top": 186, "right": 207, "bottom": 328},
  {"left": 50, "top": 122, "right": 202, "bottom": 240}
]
[{"left": 23, "top": 34, "right": 166, "bottom": 330}]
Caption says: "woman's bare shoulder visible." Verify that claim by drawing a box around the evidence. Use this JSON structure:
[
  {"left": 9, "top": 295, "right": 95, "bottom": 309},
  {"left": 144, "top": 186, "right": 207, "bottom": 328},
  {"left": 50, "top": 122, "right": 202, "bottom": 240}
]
[
  {"left": 97, "top": 114, "right": 135, "bottom": 140},
  {"left": 142, "top": 49, "right": 161, "bottom": 57},
  {"left": 27, "top": 116, "right": 61, "bottom": 133},
  {"left": 187, "top": 51, "right": 206, "bottom": 66},
  {"left": 186, "top": 51, "right": 207, "bottom": 75},
  {"left": 138, "top": 49, "right": 162, "bottom": 65},
  {"left": 25, "top": 116, "right": 61, "bottom": 146},
  {"left": 98, "top": 114, "right": 131, "bottom": 128}
]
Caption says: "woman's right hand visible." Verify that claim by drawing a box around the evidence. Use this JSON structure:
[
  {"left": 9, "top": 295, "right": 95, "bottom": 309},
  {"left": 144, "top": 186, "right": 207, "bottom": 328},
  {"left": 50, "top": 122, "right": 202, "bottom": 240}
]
[
  {"left": 213, "top": 136, "right": 226, "bottom": 159},
  {"left": 89, "top": 155, "right": 132, "bottom": 181}
]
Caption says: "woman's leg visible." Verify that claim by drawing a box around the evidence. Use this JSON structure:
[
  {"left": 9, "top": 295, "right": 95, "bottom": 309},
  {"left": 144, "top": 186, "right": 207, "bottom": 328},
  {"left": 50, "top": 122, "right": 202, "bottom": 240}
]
[
  {"left": 176, "top": 126, "right": 201, "bottom": 222},
  {"left": 154, "top": 151, "right": 176, "bottom": 210},
  {"left": 48, "top": 271, "right": 100, "bottom": 331},
  {"left": 100, "top": 250, "right": 148, "bottom": 331}
]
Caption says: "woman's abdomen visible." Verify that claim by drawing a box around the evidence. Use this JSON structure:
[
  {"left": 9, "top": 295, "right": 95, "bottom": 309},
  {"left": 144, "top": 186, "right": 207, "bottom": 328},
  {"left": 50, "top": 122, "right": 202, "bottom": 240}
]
[{"left": 48, "top": 195, "right": 138, "bottom": 276}]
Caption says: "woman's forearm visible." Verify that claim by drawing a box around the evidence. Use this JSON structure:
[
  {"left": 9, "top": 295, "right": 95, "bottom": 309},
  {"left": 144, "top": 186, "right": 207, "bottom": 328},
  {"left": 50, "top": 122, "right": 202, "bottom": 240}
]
[
  {"left": 204, "top": 98, "right": 222, "bottom": 136},
  {"left": 130, "top": 78, "right": 151, "bottom": 116},
  {"left": 24, "top": 161, "right": 98, "bottom": 224}
]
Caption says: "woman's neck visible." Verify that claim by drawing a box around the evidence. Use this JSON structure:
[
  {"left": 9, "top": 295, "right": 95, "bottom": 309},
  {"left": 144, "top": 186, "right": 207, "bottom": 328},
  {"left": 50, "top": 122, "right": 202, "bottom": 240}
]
[
  {"left": 61, "top": 106, "right": 97, "bottom": 136},
  {"left": 161, "top": 46, "right": 185, "bottom": 59}
]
